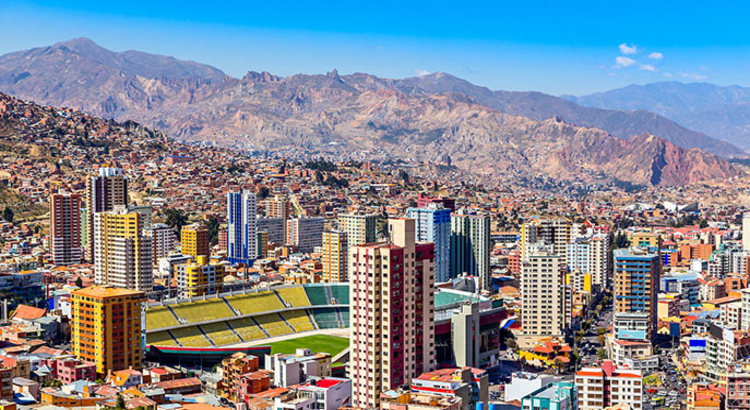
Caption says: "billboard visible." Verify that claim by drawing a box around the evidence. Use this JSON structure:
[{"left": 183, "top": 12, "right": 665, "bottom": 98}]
[{"left": 617, "top": 329, "right": 646, "bottom": 340}]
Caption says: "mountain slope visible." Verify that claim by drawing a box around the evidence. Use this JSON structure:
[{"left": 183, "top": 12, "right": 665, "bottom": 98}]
[
  {"left": 395, "top": 73, "right": 744, "bottom": 156},
  {"left": 568, "top": 82, "right": 750, "bottom": 151},
  {"left": 0, "top": 39, "right": 741, "bottom": 186}
]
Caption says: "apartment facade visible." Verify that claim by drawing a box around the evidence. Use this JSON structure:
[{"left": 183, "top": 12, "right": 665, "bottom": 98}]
[
  {"left": 348, "top": 218, "right": 435, "bottom": 409},
  {"left": 286, "top": 217, "right": 325, "bottom": 253},
  {"left": 181, "top": 224, "right": 209, "bottom": 257},
  {"left": 84, "top": 167, "right": 128, "bottom": 261},
  {"left": 338, "top": 213, "right": 377, "bottom": 246},
  {"left": 70, "top": 285, "right": 145, "bottom": 376},
  {"left": 176, "top": 255, "right": 225, "bottom": 299},
  {"left": 520, "top": 251, "right": 566, "bottom": 348},
  {"left": 93, "top": 205, "right": 153, "bottom": 292},
  {"left": 145, "top": 223, "right": 175, "bottom": 266},
  {"left": 228, "top": 190, "right": 258, "bottom": 265},
  {"left": 322, "top": 231, "right": 347, "bottom": 282},
  {"left": 407, "top": 204, "right": 451, "bottom": 284},
  {"left": 613, "top": 247, "right": 659, "bottom": 341},
  {"left": 575, "top": 361, "right": 643, "bottom": 410},
  {"left": 50, "top": 191, "right": 83, "bottom": 266},
  {"left": 450, "top": 211, "right": 490, "bottom": 291}
]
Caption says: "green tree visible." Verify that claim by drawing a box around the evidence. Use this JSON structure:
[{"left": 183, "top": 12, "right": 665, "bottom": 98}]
[
  {"left": 552, "top": 357, "right": 565, "bottom": 374},
  {"left": 699, "top": 219, "right": 709, "bottom": 228},
  {"left": 257, "top": 186, "right": 271, "bottom": 200},
  {"left": 163, "top": 208, "right": 189, "bottom": 232},
  {"left": 2, "top": 207, "right": 13, "bottom": 223},
  {"left": 596, "top": 327, "right": 607, "bottom": 336},
  {"left": 75, "top": 277, "right": 83, "bottom": 288},
  {"left": 206, "top": 216, "right": 221, "bottom": 246},
  {"left": 597, "top": 348, "right": 607, "bottom": 360},
  {"left": 398, "top": 169, "right": 410, "bottom": 184}
]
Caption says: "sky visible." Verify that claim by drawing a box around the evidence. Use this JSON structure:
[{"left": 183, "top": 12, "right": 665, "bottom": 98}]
[{"left": 2, "top": 1, "right": 750, "bottom": 95}]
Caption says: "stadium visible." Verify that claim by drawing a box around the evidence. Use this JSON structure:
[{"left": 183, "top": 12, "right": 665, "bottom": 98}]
[{"left": 145, "top": 283, "right": 505, "bottom": 368}]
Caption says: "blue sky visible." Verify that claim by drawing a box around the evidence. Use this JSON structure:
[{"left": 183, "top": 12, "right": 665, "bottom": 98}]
[{"left": 2, "top": 0, "right": 750, "bottom": 95}]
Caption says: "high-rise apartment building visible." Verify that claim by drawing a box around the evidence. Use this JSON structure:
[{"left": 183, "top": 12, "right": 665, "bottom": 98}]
[
  {"left": 744, "top": 213, "right": 750, "bottom": 252},
  {"left": 85, "top": 168, "right": 128, "bottom": 261},
  {"left": 322, "top": 231, "right": 348, "bottom": 282},
  {"left": 520, "top": 218, "right": 571, "bottom": 260},
  {"left": 338, "top": 213, "right": 377, "bottom": 246},
  {"left": 71, "top": 285, "right": 145, "bottom": 376},
  {"left": 176, "top": 255, "right": 225, "bottom": 298},
  {"left": 257, "top": 230, "right": 269, "bottom": 259},
  {"left": 181, "top": 224, "right": 209, "bottom": 257},
  {"left": 567, "top": 234, "right": 610, "bottom": 289},
  {"left": 50, "top": 191, "right": 83, "bottom": 266},
  {"left": 348, "top": 218, "right": 436, "bottom": 409},
  {"left": 575, "top": 361, "right": 643, "bottom": 410},
  {"left": 286, "top": 217, "right": 325, "bottom": 253},
  {"left": 257, "top": 216, "right": 285, "bottom": 244},
  {"left": 407, "top": 204, "right": 451, "bottom": 283},
  {"left": 144, "top": 223, "right": 176, "bottom": 266},
  {"left": 228, "top": 190, "right": 257, "bottom": 265},
  {"left": 614, "top": 247, "right": 659, "bottom": 341},
  {"left": 262, "top": 195, "right": 291, "bottom": 220},
  {"left": 94, "top": 205, "right": 153, "bottom": 292},
  {"left": 450, "top": 211, "right": 491, "bottom": 290},
  {"left": 520, "top": 251, "right": 566, "bottom": 348}
]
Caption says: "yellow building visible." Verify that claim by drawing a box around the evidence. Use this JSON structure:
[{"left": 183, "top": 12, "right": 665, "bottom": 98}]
[
  {"left": 181, "top": 224, "right": 209, "bottom": 257},
  {"left": 71, "top": 285, "right": 145, "bottom": 376},
  {"left": 322, "top": 231, "right": 347, "bottom": 282},
  {"left": 630, "top": 232, "right": 662, "bottom": 249},
  {"left": 94, "top": 206, "right": 153, "bottom": 292},
  {"left": 176, "top": 255, "right": 225, "bottom": 298},
  {"left": 565, "top": 271, "right": 592, "bottom": 293}
]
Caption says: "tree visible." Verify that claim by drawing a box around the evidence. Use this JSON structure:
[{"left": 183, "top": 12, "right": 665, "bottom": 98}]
[
  {"left": 2, "top": 207, "right": 13, "bottom": 223},
  {"left": 596, "top": 348, "right": 607, "bottom": 360},
  {"left": 75, "top": 277, "right": 83, "bottom": 289},
  {"left": 398, "top": 169, "right": 410, "bottom": 184},
  {"left": 699, "top": 219, "right": 709, "bottom": 229},
  {"left": 597, "top": 334, "right": 606, "bottom": 346},
  {"left": 257, "top": 186, "right": 271, "bottom": 200},
  {"left": 552, "top": 357, "right": 565, "bottom": 374},
  {"left": 504, "top": 337, "right": 517, "bottom": 351},
  {"left": 163, "top": 208, "right": 189, "bottom": 232},
  {"left": 596, "top": 327, "right": 607, "bottom": 336},
  {"left": 116, "top": 394, "right": 126, "bottom": 410},
  {"left": 206, "top": 215, "right": 221, "bottom": 246}
]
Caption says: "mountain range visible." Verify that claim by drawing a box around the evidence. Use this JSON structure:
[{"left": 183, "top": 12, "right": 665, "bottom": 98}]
[
  {"left": 0, "top": 38, "right": 743, "bottom": 187},
  {"left": 566, "top": 82, "right": 750, "bottom": 151}
]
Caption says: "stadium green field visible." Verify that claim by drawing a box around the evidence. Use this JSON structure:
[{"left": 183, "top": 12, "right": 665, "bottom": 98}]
[{"left": 266, "top": 334, "right": 349, "bottom": 358}]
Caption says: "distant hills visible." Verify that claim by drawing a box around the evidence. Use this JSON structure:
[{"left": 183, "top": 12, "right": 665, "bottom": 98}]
[
  {"left": 0, "top": 38, "right": 743, "bottom": 187},
  {"left": 566, "top": 82, "right": 750, "bottom": 152}
]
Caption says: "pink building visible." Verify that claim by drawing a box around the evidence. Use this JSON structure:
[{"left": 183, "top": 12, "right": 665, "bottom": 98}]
[
  {"left": 53, "top": 358, "right": 96, "bottom": 384},
  {"left": 348, "top": 218, "right": 436, "bottom": 409}
]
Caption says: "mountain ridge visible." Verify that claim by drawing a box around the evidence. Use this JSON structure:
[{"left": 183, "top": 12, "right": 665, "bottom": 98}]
[
  {"left": 0, "top": 38, "right": 742, "bottom": 187},
  {"left": 567, "top": 81, "right": 750, "bottom": 151}
]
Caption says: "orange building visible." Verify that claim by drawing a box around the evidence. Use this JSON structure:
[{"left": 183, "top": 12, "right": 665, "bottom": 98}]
[
  {"left": 71, "top": 286, "right": 145, "bottom": 376},
  {"left": 679, "top": 244, "right": 715, "bottom": 262},
  {"left": 218, "top": 353, "right": 260, "bottom": 401}
]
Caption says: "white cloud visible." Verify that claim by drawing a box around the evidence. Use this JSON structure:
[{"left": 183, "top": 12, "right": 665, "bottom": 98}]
[
  {"left": 648, "top": 52, "right": 663, "bottom": 60},
  {"left": 615, "top": 56, "right": 636, "bottom": 68},
  {"left": 414, "top": 69, "right": 431, "bottom": 77},
  {"left": 619, "top": 43, "right": 638, "bottom": 55},
  {"left": 639, "top": 64, "right": 657, "bottom": 72},
  {"left": 679, "top": 72, "right": 707, "bottom": 80},
  {"left": 664, "top": 72, "right": 673, "bottom": 78}
]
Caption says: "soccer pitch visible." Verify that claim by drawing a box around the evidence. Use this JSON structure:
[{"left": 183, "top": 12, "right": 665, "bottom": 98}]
[{"left": 266, "top": 334, "right": 349, "bottom": 357}]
